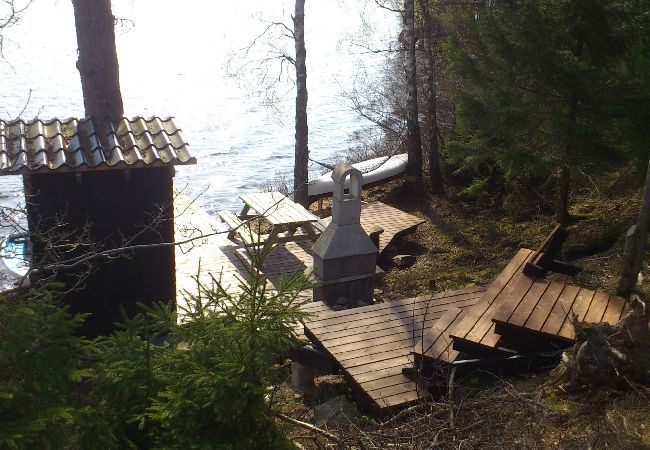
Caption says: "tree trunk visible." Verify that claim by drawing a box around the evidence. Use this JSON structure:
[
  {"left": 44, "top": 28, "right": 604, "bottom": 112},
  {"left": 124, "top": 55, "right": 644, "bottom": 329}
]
[
  {"left": 71, "top": 0, "right": 124, "bottom": 120},
  {"left": 293, "top": 0, "right": 309, "bottom": 207},
  {"left": 555, "top": 164, "right": 571, "bottom": 224},
  {"left": 403, "top": 0, "right": 423, "bottom": 191},
  {"left": 417, "top": 0, "right": 443, "bottom": 194},
  {"left": 617, "top": 151, "right": 650, "bottom": 297}
]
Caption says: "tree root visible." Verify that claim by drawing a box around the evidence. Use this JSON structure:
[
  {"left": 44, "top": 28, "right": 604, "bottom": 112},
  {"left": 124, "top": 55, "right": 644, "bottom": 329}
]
[{"left": 552, "top": 295, "right": 650, "bottom": 394}]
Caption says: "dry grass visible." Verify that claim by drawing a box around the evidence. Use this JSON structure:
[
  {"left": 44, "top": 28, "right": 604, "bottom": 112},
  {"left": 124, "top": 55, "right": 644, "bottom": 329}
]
[{"left": 276, "top": 377, "right": 650, "bottom": 449}]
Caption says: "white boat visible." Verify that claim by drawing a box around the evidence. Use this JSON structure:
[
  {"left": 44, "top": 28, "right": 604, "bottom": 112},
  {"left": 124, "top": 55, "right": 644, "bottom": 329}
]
[
  {"left": 307, "top": 153, "right": 408, "bottom": 203},
  {"left": 0, "top": 232, "right": 32, "bottom": 278}
]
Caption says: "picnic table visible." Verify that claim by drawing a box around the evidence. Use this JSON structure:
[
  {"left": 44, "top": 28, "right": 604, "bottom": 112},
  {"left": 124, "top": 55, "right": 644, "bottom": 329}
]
[{"left": 218, "top": 192, "right": 326, "bottom": 253}]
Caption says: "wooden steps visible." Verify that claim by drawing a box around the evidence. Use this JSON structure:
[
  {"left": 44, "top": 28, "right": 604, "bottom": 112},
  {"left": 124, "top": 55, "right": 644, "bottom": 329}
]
[
  {"left": 447, "top": 248, "right": 533, "bottom": 357},
  {"left": 414, "top": 248, "right": 629, "bottom": 367}
]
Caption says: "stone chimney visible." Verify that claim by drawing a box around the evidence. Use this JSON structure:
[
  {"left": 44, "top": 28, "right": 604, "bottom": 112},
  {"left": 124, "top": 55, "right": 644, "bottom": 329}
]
[{"left": 312, "top": 163, "right": 378, "bottom": 309}]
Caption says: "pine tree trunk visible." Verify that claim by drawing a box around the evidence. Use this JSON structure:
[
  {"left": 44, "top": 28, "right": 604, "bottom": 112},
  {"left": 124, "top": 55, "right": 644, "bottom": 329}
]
[
  {"left": 417, "top": 0, "right": 443, "bottom": 194},
  {"left": 617, "top": 153, "right": 650, "bottom": 297},
  {"left": 293, "top": 0, "right": 309, "bottom": 207},
  {"left": 403, "top": 0, "right": 423, "bottom": 191},
  {"left": 555, "top": 164, "right": 571, "bottom": 224},
  {"left": 71, "top": 0, "right": 124, "bottom": 120}
]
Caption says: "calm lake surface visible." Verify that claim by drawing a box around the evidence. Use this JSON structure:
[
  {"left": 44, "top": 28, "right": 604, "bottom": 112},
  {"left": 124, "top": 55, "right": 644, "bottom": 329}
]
[{"left": 0, "top": 0, "right": 396, "bottom": 215}]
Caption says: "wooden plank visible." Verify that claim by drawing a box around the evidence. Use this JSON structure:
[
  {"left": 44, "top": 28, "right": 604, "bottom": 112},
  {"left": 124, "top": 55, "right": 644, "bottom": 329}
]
[
  {"left": 601, "top": 294, "right": 627, "bottom": 325},
  {"left": 306, "top": 286, "right": 485, "bottom": 324},
  {"left": 310, "top": 297, "right": 479, "bottom": 340},
  {"left": 339, "top": 349, "right": 411, "bottom": 370},
  {"left": 523, "top": 281, "right": 565, "bottom": 331},
  {"left": 557, "top": 288, "right": 596, "bottom": 339},
  {"left": 308, "top": 310, "right": 477, "bottom": 344},
  {"left": 583, "top": 291, "right": 610, "bottom": 324},
  {"left": 316, "top": 320, "right": 433, "bottom": 351},
  {"left": 426, "top": 311, "right": 466, "bottom": 362},
  {"left": 335, "top": 338, "right": 416, "bottom": 362},
  {"left": 368, "top": 381, "right": 421, "bottom": 401},
  {"left": 375, "top": 389, "right": 422, "bottom": 409},
  {"left": 413, "top": 307, "right": 462, "bottom": 356},
  {"left": 539, "top": 284, "right": 580, "bottom": 335},
  {"left": 500, "top": 278, "right": 551, "bottom": 327},
  {"left": 449, "top": 248, "right": 533, "bottom": 341},
  {"left": 465, "top": 273, "right": 535, "bottom": 345},
  {"left": 360, "top": 373, "right": 414, "bottom": 392},
  {"left": 307, "top": 294, "right": 476, "bottom": 331},
  {"left": 350, "top": 359, "right": 413, "bottom": 383}
]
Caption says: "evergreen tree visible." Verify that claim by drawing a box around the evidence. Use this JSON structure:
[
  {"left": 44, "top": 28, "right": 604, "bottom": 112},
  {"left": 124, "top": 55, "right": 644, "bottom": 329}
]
[{"left": 445, "top": 0, "right": 632, "bottom": 222}]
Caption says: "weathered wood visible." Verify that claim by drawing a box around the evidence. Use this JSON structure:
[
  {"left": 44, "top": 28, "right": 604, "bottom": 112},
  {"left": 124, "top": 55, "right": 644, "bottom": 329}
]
[
  {"left": 448, "top": 248, "right": 533, "bottom": 347},
  {"left": 523, "top": 224, "right": 580, "bottom": 277},
  {"left": 303, "top": 286, "right": 483, "bottom": 413},
  {"left": 218, "top": 210, "right": 259, "bottom": 246},
  {"left": 540, "top": 284, "right": 580, "bottom": 335},
  {"left": 523, "top": 281, "right": 565, "bottom": 331}
]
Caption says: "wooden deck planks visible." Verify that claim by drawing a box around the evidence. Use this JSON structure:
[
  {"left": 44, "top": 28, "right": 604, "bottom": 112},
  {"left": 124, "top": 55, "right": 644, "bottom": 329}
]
[
  {"left": 413, "top": 307, "right": 464, "bottom": 364},
  {"left": 491, "top": 273, "right": 627, "bottom": 345},
  {"left": 540, "top": 284, "right": 580, "bottom": 335},
  {"left": 304, "top": 286, "right": 485, "bottom": 412},
  {"left": 522, "top": 281, "right": 566, "bottom": 331},
  {"left": 447, "top": 248, "right": 534, "bottom": 354}
]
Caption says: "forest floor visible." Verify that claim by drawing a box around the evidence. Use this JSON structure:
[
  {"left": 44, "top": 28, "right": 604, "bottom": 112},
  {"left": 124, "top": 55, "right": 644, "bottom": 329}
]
[{"left": 277, "top": 169, "right": 650, "bottom": 449}]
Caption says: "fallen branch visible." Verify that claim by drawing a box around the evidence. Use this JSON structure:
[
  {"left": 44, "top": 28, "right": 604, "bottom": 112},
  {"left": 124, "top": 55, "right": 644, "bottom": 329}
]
[{"left": 274, "top": 411, "right": 342, "bottom": 444}]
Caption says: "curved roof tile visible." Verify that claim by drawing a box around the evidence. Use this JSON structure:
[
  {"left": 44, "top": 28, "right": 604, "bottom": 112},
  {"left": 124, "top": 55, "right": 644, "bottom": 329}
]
[{"left": 0, "top": 116, "right": 196, "bottom": 175}]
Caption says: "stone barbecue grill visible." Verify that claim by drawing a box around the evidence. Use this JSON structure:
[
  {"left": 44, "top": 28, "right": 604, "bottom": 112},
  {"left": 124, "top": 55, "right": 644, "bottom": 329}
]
[{"left": 312, "top": 163, "right": 378, "bottom": 309}]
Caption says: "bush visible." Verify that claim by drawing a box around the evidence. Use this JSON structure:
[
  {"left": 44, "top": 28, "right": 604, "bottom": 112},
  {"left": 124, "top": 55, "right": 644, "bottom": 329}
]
[
  {"left": 0, "top": 244, "right": 310, "bottom": 449},
  {"left": 0, "top": 286, "right": 90, "bottom": 449}
]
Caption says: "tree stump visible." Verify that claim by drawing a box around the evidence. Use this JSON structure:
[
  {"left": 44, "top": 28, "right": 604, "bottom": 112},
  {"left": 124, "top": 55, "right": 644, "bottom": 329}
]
[{"left": 554, "top": 295, "right": 650, "bottom": 393}]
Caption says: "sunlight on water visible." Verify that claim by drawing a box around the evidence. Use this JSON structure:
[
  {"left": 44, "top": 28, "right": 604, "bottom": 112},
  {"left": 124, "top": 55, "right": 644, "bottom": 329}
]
[{"left": 0, "top": 0, "right": 397, "bottom": 213}]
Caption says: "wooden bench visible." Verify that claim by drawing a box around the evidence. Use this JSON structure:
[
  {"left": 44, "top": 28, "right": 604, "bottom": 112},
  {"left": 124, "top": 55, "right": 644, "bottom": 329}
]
[
  {"left": 218, "top": 210, "right": 260, "bottom": 247},
  {"left": 523, "top": 224, "right": 581, "bottom": 278}
]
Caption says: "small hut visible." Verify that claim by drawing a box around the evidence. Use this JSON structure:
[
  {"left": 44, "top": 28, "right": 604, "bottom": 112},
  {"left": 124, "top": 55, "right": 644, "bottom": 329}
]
[{"left": 0, "top": 116, "right": 196, "bottom": 336}]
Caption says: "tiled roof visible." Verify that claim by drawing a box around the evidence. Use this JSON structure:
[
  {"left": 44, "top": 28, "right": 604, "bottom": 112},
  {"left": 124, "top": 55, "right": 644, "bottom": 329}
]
[{"left": 0, "top": 117, "right": 196, "bottom": 175}]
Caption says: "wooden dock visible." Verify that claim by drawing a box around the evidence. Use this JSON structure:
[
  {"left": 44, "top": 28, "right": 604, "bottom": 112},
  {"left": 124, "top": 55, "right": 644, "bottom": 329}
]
[
  {"left": 303, "top": 287, "right": 486, "bottom": 414},
  {"left": 300, "top": 247, "right": 628, "bottom": 415},
  {"left": 173, "top": 198, "right": 628, "bottom": 416},
  {"left": 173, "top": 196, "right": 424, "bottom": 316}
]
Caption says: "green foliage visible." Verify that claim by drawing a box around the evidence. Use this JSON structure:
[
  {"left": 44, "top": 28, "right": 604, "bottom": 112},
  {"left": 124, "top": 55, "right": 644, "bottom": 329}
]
[
  {"left": 0, "top": 286, "right": 90, "bottom": 450},
  {"left": 444, "top": 0, "right": 645, "bottom": 213},
  {"left": 0, "top": 243, "right": 310, "bottom": 449},
  {"left": 142, "top": 245, "right": 309, "bottom": 449}
]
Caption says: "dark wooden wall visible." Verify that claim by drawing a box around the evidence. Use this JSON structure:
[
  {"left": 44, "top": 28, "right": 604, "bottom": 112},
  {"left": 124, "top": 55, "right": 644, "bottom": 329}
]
[{"left": 23, "top": 167, "right": 175, "bottom": 337}]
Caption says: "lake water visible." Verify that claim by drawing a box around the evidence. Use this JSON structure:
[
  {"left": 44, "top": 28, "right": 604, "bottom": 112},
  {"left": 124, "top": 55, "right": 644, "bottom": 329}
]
[{"left": 0, "top": 0, "right": 397, "bottom": 215}]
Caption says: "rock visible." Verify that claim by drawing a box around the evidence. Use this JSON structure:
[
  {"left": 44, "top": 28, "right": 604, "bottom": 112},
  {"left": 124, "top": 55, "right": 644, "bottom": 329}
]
[
  {"left": 313, "top": 395, "right": 359, "bottom": 428},
  {"left": 392, "top": 254, "right": 416, "bottom": 269}
]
